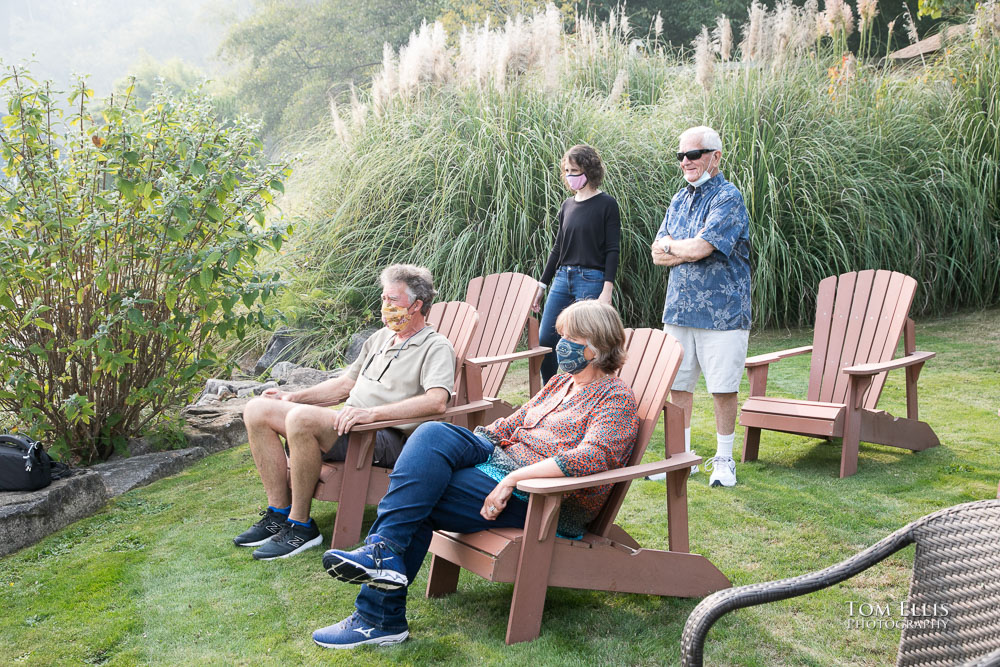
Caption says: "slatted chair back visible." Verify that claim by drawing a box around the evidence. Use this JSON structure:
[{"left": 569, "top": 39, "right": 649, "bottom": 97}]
[
  {"left": 464, "top": 272, "right": 540, "bottom": 398},
  {"left": 426, "top": 300, "right": 480, "bottom": 381},
  {"left": 588, "top": 328, "right": 684, "bottom": 538},
  {"left": 807, "top": 270, "right": 917, "bottom": 410}
]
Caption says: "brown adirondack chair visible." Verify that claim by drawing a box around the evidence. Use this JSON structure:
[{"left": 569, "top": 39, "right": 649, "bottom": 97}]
[
  {"left": 424, "top": 328, "right": 732, "bottom": 644},
  {"left": 305, "top": 300, "right": 490, "bottom": 549},
  {"left": 457, "top": 272, "right": 551, "bottom": 423},
  {"left": 739, "top": 270, "right": 939, "bottom": 478}
]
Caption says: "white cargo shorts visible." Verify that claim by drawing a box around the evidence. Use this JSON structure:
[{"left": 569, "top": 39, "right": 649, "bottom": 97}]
[{"left": 662, "top": 324, "right": 749, "bottom": 394}]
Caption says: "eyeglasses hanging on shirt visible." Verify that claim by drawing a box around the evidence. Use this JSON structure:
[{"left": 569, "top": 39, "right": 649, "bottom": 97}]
[{"left": 359, "top": 326, "right": 428, "bottom": 384}]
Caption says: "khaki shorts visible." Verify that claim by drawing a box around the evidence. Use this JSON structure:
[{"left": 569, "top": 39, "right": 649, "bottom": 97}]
[
  {"left": 662, "top": 325, "right": 749, "bottom": 394},
  {"left": 323, "top": 428, "right": 405, "bottom": 469}
]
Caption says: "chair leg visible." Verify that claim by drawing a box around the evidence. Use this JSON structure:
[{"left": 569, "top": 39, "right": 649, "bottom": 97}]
[
  {"left": 425, "top": 555, "right": 460, "bottom": 598},
  {"left": 742, "top": 426, "right": 760, "bottom": 462},
  {"left": 840, "top": 378, "right": 870, "bottom": 478},
  {"left": 505, "top": 494, "right": 560, "bottom": 644},
  {"left": 331, "top": 431, "right": 375, "bottom": 549}
]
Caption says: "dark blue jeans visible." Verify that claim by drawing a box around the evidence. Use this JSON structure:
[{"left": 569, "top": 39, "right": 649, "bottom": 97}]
[
  {"left": 539, "top": 265, "right": 605, "bottom": 383},
  {"left": 353, "top": 422, "right": 529, "bottom": 632}
]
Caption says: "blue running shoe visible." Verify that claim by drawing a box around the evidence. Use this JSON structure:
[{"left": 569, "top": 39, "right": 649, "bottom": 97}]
[
  {"left": 323, "top": 538, "right": 408, "bottom": 590},
  {"left": 312, "top": 612, "right": 408, "bottom": 649}
]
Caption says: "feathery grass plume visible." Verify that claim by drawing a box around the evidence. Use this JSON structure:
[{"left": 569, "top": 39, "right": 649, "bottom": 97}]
[
  {"left": 607, "top": 67, "right": 629, "bottom": 105},
  {"left": 714, "top": 15, "right": 733, "bottom": 61},
  {"left": 398, "top": 20, "right": 451, "bottom": 100},
  {"left": 349, "top": 85, "right": 366, "bottom": 129},
  {"left": 654, "top": 11, "right": 664, "bottom": 39},
  {"left": 904, "top": 3, "right": 920, "bottom": 44},
  {"left": 534, "top": 4, "right": 564, "bottom": 90},
  {"left": 741, "top": 0, "right": 766, "bottom": 61},
  {"left": 773, "top": 1, "right": 797, "bottom": 65},
  {"left": 858, "top": 0, "right": 879, "bottom": 30},
  {"left": 371, "top": 43, "right": 397, "bottom": 115},
  {"left": 496, "top": 15, "right": 533, "bottom": 90},
  {"left": 618, "top": 10, "right": 631, "bottom": 41},
  {"left": 694, "top": 26, "right": 715, "bottom": 92},
  {"left": 329, "top": 99, "right": 350, "bottom": 146}
]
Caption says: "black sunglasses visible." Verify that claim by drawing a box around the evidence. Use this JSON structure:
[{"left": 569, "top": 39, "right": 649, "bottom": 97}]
[{"left": 676, "top": 148, "right": 716, "bottom": 161}]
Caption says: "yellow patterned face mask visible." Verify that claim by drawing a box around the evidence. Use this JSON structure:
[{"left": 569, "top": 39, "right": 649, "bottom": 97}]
[{"left": 381, "top": 303, "right": 412, "bottom": 332}]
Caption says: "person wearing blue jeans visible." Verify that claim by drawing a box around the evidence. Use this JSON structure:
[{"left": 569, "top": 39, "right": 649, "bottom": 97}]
[
  {"left": 311, "top": 300, "right": 639, "bottom": 649},
  {"left": 532, "top": 144, "right": 621, "bottom": 384}
]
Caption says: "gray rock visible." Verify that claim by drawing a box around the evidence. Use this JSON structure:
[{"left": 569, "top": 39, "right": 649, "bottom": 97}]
[
  {"left": 268, "top": 361, "right": 301, "bottom": 382},
  {"left": 181, "top": 406, "right": 248, "bottom": 454},
  {"left": 236, "top": 381, "right": 278, "bottom": 398},
  {"left": 91, "top": 447, "right": 208, "bottom": 497},
  {"left": 0, "top": 470, "right": 109, "bottom": 557},
  {"left": 254, "top": 328, "right": 300, "bottom": 376},
  {"left": 345, "top": 327, "right": 380, "bottom": 364},
  {"left": 284, "top": 366, "right": 341, "bottom": 387}
]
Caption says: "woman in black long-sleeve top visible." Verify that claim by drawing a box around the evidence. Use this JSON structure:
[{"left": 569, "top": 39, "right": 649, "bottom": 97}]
[{"left": 532, "top": 144, "right": 621, "bottom": 383}]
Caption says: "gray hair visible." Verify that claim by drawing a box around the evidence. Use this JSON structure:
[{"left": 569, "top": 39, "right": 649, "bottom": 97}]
[
  {"left": 380, "top": 264, "right": 437, "bottom": 316},
  {"left": 679, "top": 125, "right": 723, "bottom": 151}
]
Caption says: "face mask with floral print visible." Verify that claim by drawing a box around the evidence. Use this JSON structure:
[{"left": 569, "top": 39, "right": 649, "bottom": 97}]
[{"left": 381, "top": 303, "right": 413, "bottom": 332}]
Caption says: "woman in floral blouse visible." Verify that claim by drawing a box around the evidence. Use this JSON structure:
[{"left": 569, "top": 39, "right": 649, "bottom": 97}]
[{"left": 312, "top": 300, "right": 639, "bottom": 650}]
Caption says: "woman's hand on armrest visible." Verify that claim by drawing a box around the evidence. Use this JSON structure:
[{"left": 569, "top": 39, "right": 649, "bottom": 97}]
[{"left": 481, "top": 458, "right": 564, "bottom": 520}]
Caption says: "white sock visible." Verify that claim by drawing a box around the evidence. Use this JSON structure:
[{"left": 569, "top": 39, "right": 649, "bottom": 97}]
[
  {"left": 715, "top": 432, "right": 735, "bottom": 460},
  {"left": 684, "top": 428, "right": 692, "bottom": 454}
]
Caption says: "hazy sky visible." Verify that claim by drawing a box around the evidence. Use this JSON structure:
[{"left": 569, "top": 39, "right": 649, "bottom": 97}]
[{"left": 1, "top": 0, "right": 244, "bottom": 95}]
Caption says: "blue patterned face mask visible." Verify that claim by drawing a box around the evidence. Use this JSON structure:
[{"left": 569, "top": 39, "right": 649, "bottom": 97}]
[{"left": 556, "top": 338, "right": 592, "bottom": 375}]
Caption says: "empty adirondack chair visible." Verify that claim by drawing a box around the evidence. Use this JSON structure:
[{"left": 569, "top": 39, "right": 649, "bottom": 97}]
[
  {"left": 306, "top": 300, "right": 490, "bottom": 549},
  {"left": 425, "top": 328, "right": 732, "bottom": 644},
  {"left": 739, "top": 270, "right": 939, "bottom": 478},
  {"left": 457, "top": 272, "right": 552, "bottom": 423}
]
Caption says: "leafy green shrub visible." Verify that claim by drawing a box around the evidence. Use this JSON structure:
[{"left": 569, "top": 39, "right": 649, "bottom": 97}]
[{"left": 0, "top": 67, "right": 291, "bottom": 463}]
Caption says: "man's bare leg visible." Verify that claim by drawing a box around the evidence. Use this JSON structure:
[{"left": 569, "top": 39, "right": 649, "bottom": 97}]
[
  {"left": 284, "top": 405, "right": 342, "bottom": 523},
  {"left": 712, "top": 392, "right": 738, "bottom": 437},
  {"left": 244, "top": 397, "right": 300, "bottom": 509}
]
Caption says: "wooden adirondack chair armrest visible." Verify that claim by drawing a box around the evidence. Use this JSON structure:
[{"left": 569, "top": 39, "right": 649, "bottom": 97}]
[
  {"left": 842, "top": 351, "right": 935, "bottom": 376},
  {"left": 466, "top": 346, "right": 552, "bottom": 367},
  {"left": 744, "top": 345, "right": 813, "bottom": 368},
  {"left": 515, "top": 453, "right": 702, "bottom": 494},
  {"left": 347, "top": 399, "right": 494, "bottom": 432}
]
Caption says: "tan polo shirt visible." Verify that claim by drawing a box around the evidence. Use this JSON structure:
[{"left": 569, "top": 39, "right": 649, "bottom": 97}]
[{"left": 343, "top": 325, "right": 455, "bottom": 434}]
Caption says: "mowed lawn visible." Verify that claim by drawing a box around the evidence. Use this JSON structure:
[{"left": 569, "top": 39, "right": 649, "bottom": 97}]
[{"left": 1, "top": 308, "right": 998, "bottom": 666}]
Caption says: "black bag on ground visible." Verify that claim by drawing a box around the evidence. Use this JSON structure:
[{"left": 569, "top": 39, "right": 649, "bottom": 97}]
[{"left": 0, "top": 435, "right": 69, "bottom": 492}]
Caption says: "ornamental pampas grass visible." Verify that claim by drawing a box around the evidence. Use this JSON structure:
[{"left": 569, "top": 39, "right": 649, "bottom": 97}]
[
  {"left": 741, "top": 0, "right": 766, "bottom": 61},
  {"left": 371, "top": 43, "right": 397, "bottom": 115},
  {"left": 714, "top": 15, "right": 733, "bottom": 61},
  {"left": 903, "top": 3, "right": 920, "bottom": 44},
  {"left": 607, "top": 67, "right": 628, "bottom": 106},
  {"left": 694, "top": 26, "right": 715, "bottom": 92},
  {"left": 329, "top": 99, "right": 350, "bottom": 146}
]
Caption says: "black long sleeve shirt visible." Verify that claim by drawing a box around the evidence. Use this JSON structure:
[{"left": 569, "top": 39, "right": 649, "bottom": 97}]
[{"left": 539, "top": 192, "right": 621, "bottom": 285}]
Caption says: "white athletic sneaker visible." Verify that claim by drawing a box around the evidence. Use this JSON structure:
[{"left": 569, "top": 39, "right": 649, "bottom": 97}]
[{"left": 705, "top": 456, "right": 737, "bottom": 487}]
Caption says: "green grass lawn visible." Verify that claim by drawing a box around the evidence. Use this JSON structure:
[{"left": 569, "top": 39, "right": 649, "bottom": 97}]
[{"left": 2, "top": 309, "right": 998, "bottom": 665}]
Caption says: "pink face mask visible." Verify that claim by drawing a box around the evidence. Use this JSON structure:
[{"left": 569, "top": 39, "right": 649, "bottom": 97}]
[{"left": 566, "top": 172, "right": 588, "bottom": 190}]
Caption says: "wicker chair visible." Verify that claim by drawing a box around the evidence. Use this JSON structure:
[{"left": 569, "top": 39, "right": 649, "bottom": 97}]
[{"left": 681, "top": 500, "right": 1000, "bottom": 666}]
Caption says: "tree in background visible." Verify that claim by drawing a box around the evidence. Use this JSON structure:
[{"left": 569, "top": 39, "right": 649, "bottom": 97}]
[{"left": 219, "top": 0, "right": 443, "bottom": 139}]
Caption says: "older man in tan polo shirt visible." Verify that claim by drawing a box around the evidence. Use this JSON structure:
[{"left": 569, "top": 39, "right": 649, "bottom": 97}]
[{"left": 234, "top": 264, "right": 456, "bottom": 560}]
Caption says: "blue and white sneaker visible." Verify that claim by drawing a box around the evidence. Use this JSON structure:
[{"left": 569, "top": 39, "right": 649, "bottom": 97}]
[
  {"left": 312, "top": 612, "right": 408, "bottom": 649},
  {"left": 705, "top": 456, "right": 737, "bottom": 487},
  {"left": 323, "top": 538, "right": 408, "bottom": 590}
]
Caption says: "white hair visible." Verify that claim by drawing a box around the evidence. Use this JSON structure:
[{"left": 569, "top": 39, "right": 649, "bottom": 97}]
[{"left": 679, "top": 125, "right": 723, "bottom": 151}]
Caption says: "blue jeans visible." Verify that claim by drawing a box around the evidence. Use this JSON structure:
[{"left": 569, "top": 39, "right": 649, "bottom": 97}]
[
  {"left": 539, "top": 265, "right": 605, "bottom": 383},
  {"left": 353, "top": 422, "right": 529, "bottom": 632}
]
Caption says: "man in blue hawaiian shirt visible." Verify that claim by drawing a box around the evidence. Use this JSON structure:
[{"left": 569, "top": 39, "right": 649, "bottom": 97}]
[{"left": 649, "top": 125, "right": 750, "bottom": 488}]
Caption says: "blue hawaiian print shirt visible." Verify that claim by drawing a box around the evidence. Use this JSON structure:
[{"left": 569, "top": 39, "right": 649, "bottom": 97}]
[{"left": 655, "top": 173, "right": 752, "bottom": 331}]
